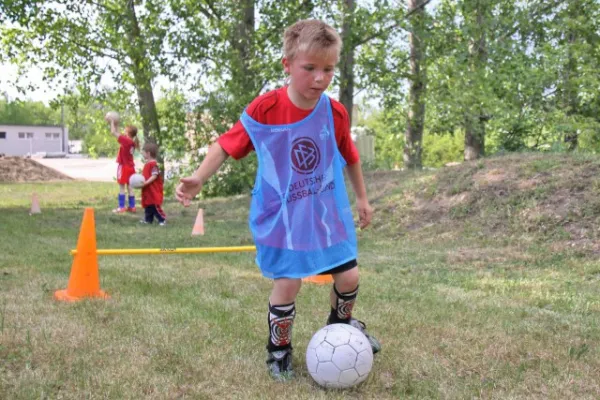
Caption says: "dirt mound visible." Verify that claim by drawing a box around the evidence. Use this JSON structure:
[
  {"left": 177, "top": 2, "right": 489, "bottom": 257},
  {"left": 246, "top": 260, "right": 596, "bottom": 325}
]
[
  {"left": 0, "top": 156, "right": 72, "bottom": 182},
  {"left": 370, "top": 153, "right": 600, "bottom": 255}
]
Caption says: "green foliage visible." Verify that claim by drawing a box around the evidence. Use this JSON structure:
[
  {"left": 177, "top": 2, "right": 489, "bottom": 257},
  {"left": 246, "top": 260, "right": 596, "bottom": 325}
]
[
  {"left": 83, "top": 129, "right": 118, "bottom": 158},
  {"left": 422, "top": 131, "right": 464, "bottom": 167},
  {"left": 362, "top": 109, "right": 405, "bottom": 169},
  {"left": 363, "top": 108, "right": 463, "bottom": 169},
  {"left": 155, "top": 88, "right": 190, "bottom": 161},
  {"left": 0, "top": 98, "right": 61, "bottom": 125},
  {"left": 201, "top": 156, "right": 258, "bottom": 198}
]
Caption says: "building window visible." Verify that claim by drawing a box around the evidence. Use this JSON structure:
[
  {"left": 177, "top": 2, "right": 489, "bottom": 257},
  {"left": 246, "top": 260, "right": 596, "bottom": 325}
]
[
  {"left": 0, "top": 132, "right": 6, "bottom": 139},
  {"left": 26, "top": 132, "right": 34, "bottom": 139},
  {"left": 18, "top": 132, "right": 25, "bottom": 139},
  {"left": 45, "top": 132, "right": 60, "bottom": 139}
]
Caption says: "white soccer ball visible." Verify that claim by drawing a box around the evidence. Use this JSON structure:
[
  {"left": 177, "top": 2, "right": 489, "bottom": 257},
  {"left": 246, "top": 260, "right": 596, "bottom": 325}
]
[
  {"left": 129, "top": 173, "right": 145, "bottom": 189},
  {"left": 306, "top": 323, "right": 373, "bottom": 389},
  {"left": 105, "top": 111, "right": 120, "bottom": 123}
]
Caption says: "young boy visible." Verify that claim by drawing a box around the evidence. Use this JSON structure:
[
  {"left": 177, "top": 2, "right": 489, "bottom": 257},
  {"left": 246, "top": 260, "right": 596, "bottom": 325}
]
[
  {"left": 140, "top": 143, "right": 166, "bottom": 226},
  {"left": 176, "top": 19, "right": 379, "bottom": 381},
  {"left": 108, "top": 119, "right": 139, "bottom": 213}
]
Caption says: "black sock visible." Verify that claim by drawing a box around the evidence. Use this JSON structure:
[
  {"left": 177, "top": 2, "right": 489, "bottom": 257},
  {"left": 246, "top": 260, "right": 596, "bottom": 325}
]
[
  {"left": 328, "top": 285, "right": 359, "bottom": 324},
  {"left": 267, "top": 302, "right": 295, "bottom": 352}
]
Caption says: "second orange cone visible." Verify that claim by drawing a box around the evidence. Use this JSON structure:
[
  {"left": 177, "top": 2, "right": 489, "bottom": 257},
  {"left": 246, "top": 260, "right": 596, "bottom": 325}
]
[{"left": 55, "top": 208, "right": 108, "bottom": 302}]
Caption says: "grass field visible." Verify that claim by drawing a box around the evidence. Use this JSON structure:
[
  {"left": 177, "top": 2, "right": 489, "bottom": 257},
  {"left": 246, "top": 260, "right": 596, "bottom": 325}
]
[{"left": 2, "top": 153, "right": 600, "bottom": 399}]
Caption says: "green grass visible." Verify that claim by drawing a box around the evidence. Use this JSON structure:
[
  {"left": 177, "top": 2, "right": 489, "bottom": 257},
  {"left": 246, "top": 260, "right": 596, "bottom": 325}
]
[{"left": 2, "top": 153, "right": 600, "bottom": 399}]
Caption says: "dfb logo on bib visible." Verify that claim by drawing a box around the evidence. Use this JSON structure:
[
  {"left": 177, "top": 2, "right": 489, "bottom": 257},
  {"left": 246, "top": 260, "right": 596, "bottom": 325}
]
[{"left": 291, "top": 137, "right": 320, "bottom": 174}]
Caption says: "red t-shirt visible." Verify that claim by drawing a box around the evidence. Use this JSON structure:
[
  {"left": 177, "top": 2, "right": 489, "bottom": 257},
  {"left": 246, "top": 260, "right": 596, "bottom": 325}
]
[
  {"left": 116, "top": 135, "right": 135, "bottom": 167},
  {"left": 218, "top": 87, "right": 359, "bottom": 165},
  {"left": 141, "top": 160, "right": 164, "bottom": 207}
]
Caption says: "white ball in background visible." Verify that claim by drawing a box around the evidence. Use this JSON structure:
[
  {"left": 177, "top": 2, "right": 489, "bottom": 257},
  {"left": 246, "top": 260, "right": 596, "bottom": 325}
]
[
  {"left": 129, "top": 173, "right": 145, "bottom": 189},
  {"left": 105, "top": 111, "right": 120, "bottom": 123}
]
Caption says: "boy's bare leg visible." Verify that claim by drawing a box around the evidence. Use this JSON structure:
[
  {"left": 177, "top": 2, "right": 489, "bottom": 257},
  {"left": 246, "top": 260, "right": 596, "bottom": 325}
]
[{"left": 270, "top": 278, "right": 302, "bottom": 305}]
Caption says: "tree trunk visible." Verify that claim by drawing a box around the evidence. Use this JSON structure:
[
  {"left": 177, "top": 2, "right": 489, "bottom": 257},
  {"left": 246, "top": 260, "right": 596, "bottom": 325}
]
[
  {"left": 339, "top": 0, "right": 356, "bottom": 124},
  {"left": 464, "top": 0, "right": 487, "bottom": 161},
  {"left": 233, "top": 0, "right": 255, "bottom": 92},
  {"left": 464, "top": 113, "right": 485, "bottom": 160},
  {"left": 124, "top": 0, "right": 161, "bottom": 147},
  {"left": 404, "top": 0, "right": 427, "bottom": 169},
  {"left": 563, "top": 28, "right": 579, "bottom": 150}
]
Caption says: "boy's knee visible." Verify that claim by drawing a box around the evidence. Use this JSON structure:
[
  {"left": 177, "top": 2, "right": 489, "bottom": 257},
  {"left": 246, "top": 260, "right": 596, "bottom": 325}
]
[
  {"left": 334, "top": 267, "right": 359, "bottom": 292},
  {"left": 272, "top": 278, "right": 302, "bottom": 304},
  {"left": 277, "top": 278, "right": 301, "bottom": 290}
]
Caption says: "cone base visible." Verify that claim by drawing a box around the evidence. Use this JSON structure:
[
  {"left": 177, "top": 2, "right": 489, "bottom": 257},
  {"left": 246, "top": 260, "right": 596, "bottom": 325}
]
[
  {"left": 302, "top": 275, "right": 334, "bottom": 285},
  {"left": 54, "top": 289, "right": 109, "bottom": 302}
]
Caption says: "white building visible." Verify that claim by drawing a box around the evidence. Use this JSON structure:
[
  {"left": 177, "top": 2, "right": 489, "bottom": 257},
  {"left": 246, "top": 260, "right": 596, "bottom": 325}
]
[{"left": 0, "top": 124, "right": 69, "bottom": 156}]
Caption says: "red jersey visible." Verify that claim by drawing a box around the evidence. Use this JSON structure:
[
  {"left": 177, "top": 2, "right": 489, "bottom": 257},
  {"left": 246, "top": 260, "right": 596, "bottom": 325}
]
[
  {"left": 141, "top": 160, "right": 164, "bottom": 207},
  {"left": 116, "top": 135, "right": 136, "bottom": 167},
  {"left": 217, "top": 87, "right": 359, "bottom": 165}
]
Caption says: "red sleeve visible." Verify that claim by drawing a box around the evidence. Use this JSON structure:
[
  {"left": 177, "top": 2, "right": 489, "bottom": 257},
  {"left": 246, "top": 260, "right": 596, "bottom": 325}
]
[
  {"left": 118, "top": 135, "right": 133, "bottom": 146},
  {"left": 218, "top": 121, "right": 254, "bottom": 160},
  {"left": 331, "top": 101, "right": 360, "bottom": 165},
  {"left": 218, "top": 91, "right": 280, "bottom": 160}
]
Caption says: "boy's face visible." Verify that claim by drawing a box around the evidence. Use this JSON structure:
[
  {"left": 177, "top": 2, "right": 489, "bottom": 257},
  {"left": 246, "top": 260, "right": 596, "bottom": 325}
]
[
  {"left": 142, "top": 150, "right": 150, "bottom": 160},
  {"left": 283, "top": 50, "right": 337, "bottom": 106}
]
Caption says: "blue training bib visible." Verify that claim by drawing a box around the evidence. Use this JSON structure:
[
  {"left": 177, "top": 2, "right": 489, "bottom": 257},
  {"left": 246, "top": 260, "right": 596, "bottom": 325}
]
[{"left": 241, "top": 93, "right": 357, "bottom": 279}]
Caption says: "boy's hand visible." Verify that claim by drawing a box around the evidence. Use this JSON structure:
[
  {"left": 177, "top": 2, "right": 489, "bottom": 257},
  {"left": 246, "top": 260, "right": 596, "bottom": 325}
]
[
  {"left": 356, "top": 198, "right": 373, "bottom": 229},
  {"left": 176, "top": 176, "right": 203, "bottom": 207}
]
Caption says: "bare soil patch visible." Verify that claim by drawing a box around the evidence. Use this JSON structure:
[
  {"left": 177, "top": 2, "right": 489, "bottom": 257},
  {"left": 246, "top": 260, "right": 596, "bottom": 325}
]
[{"left": 0, "top": 156, "right": 72, "bottom": 182}]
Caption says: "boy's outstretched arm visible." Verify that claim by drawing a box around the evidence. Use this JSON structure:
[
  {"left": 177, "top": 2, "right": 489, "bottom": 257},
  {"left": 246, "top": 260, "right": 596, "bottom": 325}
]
[
  {"left": 346, "top": 161, "right": 373, "bottom": 229},
  {"left": 176, "top": 142, "right": 229, "bottom": 206}
]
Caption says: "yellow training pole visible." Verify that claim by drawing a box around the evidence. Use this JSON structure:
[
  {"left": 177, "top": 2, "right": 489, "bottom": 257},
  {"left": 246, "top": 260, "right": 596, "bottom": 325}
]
[{"left": 70, "top": 245, "right": 256, "bottom": 256}]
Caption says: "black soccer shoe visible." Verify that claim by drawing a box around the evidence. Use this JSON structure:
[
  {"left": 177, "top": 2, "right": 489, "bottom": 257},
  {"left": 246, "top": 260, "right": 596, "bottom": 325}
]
[
  {"left": 266, "top": 348, "right": 294, "bottom": 382},
  {"left": 327, "top": 317, "right": 382, "bottom": 354}
]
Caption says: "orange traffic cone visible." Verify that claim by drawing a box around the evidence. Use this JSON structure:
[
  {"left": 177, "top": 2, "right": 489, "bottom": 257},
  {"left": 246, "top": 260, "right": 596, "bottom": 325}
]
[
  {"left": 29, "top": 192, "right": 41, "bottom": 215},
  {"left": 55, "top": 208, "right": 108, "bottom": 302},
  {"left": 302, "top": 274, "right": 334, "bottom": 285},
  {"left": 191, "top": 208, "right": 205, "bottom": 236}
]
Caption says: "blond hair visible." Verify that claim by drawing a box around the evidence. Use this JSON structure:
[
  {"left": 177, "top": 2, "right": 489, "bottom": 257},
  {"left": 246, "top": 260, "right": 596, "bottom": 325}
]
[{"left": 283, "top": 19, "right": 342, "bottom": 61}]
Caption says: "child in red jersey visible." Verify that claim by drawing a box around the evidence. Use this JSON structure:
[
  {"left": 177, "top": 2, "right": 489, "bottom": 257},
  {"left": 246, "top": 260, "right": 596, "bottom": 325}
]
[
  {"left": 139, "top": 143, "right": 166, "bottom": 226},
  {"left": 108, "top": 119, "right": 139, "bottom": 213},
  {"left": 176, "top": 19, "right": 379, "bottom": 382}
]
